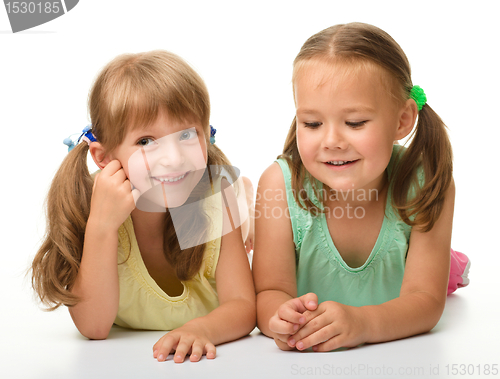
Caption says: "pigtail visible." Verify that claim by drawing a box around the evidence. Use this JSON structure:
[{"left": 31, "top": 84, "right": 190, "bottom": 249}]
[
  {"left": 391, "top": 103, "right": 453, "bottom": 232},
  {"left": 31, "top": 143, "right": 93, "bottom": 310}
]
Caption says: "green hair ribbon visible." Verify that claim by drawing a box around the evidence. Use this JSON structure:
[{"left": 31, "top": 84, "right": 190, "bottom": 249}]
[{"left": 410, "top": 85, "right": 427, "bottom": 111}]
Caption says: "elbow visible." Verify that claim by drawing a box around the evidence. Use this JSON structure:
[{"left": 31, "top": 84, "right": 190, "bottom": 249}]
[
  {"left": 78, "top": 324, "right": 112, "bottom": 340},
  {"left": 418, "top": 292, "right": 446, "bottom": 333},
  {"left": 239, "top": 298, "right": 257, "bottom": 336},
  {"left": 68, "top": 307, "right": 114, "bottom": 340},
  {"left": 245, "top": 300, "right": 258, "bottom": 335}
]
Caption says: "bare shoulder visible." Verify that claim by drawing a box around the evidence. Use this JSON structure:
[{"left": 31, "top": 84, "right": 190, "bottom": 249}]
[{"left": 257, "top": 162, "right": 286, "bottom": 195}]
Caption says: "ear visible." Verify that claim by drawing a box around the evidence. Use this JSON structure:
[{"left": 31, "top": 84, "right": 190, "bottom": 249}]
[
  {"left": 89, "top": 142, "right": 112, "bottom": 170},
  {"left": 395, "top": 98, "right": 418, "bottom": 141}
]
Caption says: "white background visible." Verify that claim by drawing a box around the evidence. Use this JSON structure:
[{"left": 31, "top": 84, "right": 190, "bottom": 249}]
[{"left": 1, "top": 1, "right": 499, "bottom": 378}]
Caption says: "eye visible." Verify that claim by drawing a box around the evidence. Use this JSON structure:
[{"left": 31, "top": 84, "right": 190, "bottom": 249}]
[
  {"left": 304, "top": 122, "right": 322, "bottom": 128},
  {"left": 345, "top": 120, "right": 368, "bottom": 128},
  {"left": 179, "top": 129, "right": 198, "bottom": 141},
  {"left": 137, "top": 137, "right": 155, "bottom": 147}
]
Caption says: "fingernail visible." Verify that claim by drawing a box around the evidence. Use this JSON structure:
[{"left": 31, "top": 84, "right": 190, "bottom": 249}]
[
  {"left": 299, "top": 317, "right": 305, "bottom": 323},
  {"left": 175, "top": 355, "right": 182, "bottom": 361},
  {"left": 308, "top": 301, "right": 316, "bottom": 307},
  {"left": 312, "top": 346, "right": 318, "bottom": 352},
  {"left": 289, "top": 338, "right": 295, "bottom": 346},
  {"left": 153, "top": 349, "right": 158, "bottom": 358},
  {"left": 297, "top": 342, "right": 304, "bottom": 350},
  {"left": 158, "top": 354, "right": 164, "bottom": 361},
  {"left": 191, "top": 354, "right": 198, "bottom": 361},
  {"left": 293, "top": 324, "right": 299, "bottom": 331}
]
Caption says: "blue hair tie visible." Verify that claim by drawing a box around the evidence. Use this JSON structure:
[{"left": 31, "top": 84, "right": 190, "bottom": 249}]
[
  {"left": 210, "top": 125, "right": 216, "bottom": 145},
  {"left": 63, "top": 124, "right": 97, "bottom": 152}
]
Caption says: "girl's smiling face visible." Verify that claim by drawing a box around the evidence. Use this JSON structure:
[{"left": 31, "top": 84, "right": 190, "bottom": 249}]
[
  {"left": 294, "top": 59, "right": 414, "bottom": 196},
  {"left": 111, "top": 109, "right": 208, "bottom": 209}
]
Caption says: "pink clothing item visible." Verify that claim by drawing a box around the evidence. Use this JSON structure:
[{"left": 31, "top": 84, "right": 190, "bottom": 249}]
[{"left": 448, "top": 249, "right": 470, "bottom": 295}]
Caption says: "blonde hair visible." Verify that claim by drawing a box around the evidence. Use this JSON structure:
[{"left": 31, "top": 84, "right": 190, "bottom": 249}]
[
  {"left": 32, "top": 50, "right": 234, "bottom": 310},
  {"left": 279, "top": 22, "right": 453, "bottom": 232}
]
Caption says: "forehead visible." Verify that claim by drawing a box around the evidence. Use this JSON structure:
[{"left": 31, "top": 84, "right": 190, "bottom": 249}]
[
  {"left": 127, "top": 109, "right": 202, "bottom": 138},
  {"left": 293, "top": 59, "right": 396, "bottom": 109}
]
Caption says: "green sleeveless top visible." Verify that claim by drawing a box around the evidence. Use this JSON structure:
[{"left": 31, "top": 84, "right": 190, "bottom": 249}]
[{"left": 276, "top": 144, "right": 419, "bottom": 306}]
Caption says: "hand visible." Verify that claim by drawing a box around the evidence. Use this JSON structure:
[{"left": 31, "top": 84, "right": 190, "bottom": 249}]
[
  {"left": 287, "top": 301, "right": 368, "bottom": 352},
  {"left": 153, "top": 322, "right": 216, "bottom": 363},
  {"left": 90, "top": 160, "right": 140, "bottom": 231},
  {"left": 268, "top": 293, "right": 318, "bottom": 350}
]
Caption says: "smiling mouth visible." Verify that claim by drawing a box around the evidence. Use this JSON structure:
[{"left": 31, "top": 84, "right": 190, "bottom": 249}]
[
  {"left": 326, "top": 160, "right": 357, "bottom": 166},
  {"left": 152, "top": 172, "right": 189, "bottom": 183}
]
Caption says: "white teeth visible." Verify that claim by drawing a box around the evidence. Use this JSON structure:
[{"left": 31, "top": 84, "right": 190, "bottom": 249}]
[
  {"left": 155, "top": 173, "right": 187, "bottom": 182},
  {"left": 328, "top": 160, "right": 351, "bottom": 166}
]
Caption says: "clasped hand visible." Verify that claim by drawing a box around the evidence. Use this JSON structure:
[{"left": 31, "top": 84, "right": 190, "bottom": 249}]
[{"left": 269, "top": 293, "right": 369, "bottom": 352}]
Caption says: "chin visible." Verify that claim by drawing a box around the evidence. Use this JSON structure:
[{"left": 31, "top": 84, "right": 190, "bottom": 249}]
[{"left": 135, "top": 186, "right": 191, "bottom": 211}]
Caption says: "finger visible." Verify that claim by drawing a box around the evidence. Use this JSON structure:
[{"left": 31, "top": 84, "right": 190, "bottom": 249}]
[
  {"left": 274, "top": 338, "right": 295, "bottom": 351},
  {"left": 294, "top": 323, "right": 338, "bottom": 351},
  {"left": 155, "top": 335, "right": 177, "bottom": 362},
  {"left": 274, "top": 332, "right": 293, "bottom": 344},
  {"left": 101, "top": 159, "right": 122, "bottom": 174},
  {"left": 112, "top": 167, "right": 127, "bottom": 183},
  {"left": 277, "top": 300, "right": 308, "bottom": 324},
  {"left": 189, "top": 340, "right": 205, "bottom": 362},
  {"left": 269, "top": 316, "right": 300, "bottom": 335},
  {"left": 288, "top": 310, "right": 327, "bottom": 348},
  {"left": 312, "top": 335, "right": 346, "bottom": 352},
  {"left": 173, "top": 337, "right": 194, "bottom": 363},
  {"left": 205, "top": 343, "right": 216, "bottom": 360},
  {"left": 298, "top": 293, "right": 318, "bottom": 311}
]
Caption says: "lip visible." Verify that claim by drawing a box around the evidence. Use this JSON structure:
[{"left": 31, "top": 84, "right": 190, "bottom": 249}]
[
  {"left": 152, "top": 171, "right": 190, "bottom": 185},
  {"left": 323, "top": 160, "right": 359, "bottom": 171}
]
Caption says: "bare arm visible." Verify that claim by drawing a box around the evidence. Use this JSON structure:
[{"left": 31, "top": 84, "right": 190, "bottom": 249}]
[
  {"left": 68, "top": 221, "right": 120, "bottom": 340},
  {"left": 362, "top": 179, "right": 455, "bottom": 342},
  {"left": 252, "top": 163, "right": 298, "bottom": 337},
  {"left": 68, "top": 160, "right": 138, "bottom": 340},
  {"left": 153, "top": 179, "right": 256, "bottom": 362}
]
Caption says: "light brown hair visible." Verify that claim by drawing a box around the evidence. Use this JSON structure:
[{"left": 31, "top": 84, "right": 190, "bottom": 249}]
[
  {"left": 31, "top": 50, "right": 234, "bottom": 310},
  {"left": 279, "top": 22, "right": 453, "bottom": 232}
]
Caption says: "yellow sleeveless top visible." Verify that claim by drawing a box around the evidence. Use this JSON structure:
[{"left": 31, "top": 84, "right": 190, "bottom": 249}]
[{"left": 113, "top": 178, "right": 223, "bottom": 331}]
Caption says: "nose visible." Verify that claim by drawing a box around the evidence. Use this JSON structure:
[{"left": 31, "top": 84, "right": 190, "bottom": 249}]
[
  {"left": 321, "top": 124, "right": 348, "bottom": 150},
  {"left": 157, "top": 138, "right": 185, "bottom": 168}
]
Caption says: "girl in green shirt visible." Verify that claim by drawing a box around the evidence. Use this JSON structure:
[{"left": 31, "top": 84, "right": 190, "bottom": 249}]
[{"left": 253, "top": 22, "right": 469, "bottom": 352}]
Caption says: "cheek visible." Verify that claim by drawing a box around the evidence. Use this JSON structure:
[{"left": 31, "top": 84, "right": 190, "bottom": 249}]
[
  {"left": 126, "top": 149, "right": 151, "bottom": 190},
  {"left": 359, "top": 135, "right": 393, "bottom": 169},
  {"left": 190, "top": 137, "right": 208, "bottom": 168},
  {"left": 296, "top": 129, "right": 317, "bottom": 164}
]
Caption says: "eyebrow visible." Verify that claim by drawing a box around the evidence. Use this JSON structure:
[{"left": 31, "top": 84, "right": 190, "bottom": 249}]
[
  {"left": 341, "top": 106, "right": 376, "bottom": 113},
  {"left": 296, "top": 109, "right": 321, "bottom": 115},
  {"left": 296, "top": 106, "right": 375, "bottom": 115}
]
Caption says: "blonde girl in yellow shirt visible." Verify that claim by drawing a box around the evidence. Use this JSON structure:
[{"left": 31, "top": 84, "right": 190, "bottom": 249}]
[{"left": 31, "top": 50, "right": 255, "bottom": 363}]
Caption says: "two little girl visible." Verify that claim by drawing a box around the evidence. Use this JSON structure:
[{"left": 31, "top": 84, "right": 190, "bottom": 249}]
[{"left": 31, "top": 23, "right": 469, "bottom": 362}]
